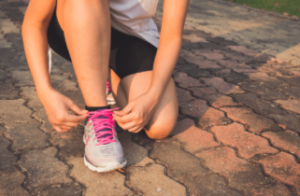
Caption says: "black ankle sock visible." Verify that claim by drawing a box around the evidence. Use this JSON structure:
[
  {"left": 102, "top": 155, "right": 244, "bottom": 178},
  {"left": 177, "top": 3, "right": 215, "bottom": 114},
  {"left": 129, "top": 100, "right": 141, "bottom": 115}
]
[{"left": 85, "top": 105, "right": 110, "bottom": 112}]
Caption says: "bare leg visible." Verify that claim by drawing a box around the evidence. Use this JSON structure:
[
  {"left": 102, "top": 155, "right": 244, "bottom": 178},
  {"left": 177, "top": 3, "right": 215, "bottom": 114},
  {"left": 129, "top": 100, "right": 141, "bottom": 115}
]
[
  {"left": 57, "top": 0, "right": 111, "bottom": 107},
  {"left": 110, "top": 69, "right": 178, "bottom": 139}
]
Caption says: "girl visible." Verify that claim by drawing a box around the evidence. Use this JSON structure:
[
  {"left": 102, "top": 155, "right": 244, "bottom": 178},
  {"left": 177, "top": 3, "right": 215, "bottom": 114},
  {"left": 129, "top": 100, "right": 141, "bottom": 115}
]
[{"left": 22, "top": 0, "right": 189, "bottom": 172}]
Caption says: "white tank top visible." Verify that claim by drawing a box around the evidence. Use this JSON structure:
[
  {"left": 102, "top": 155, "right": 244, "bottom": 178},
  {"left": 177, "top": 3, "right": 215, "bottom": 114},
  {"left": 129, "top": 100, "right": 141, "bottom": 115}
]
[{"left": 110, "top": 0, "right": 160, "bottom": 48}]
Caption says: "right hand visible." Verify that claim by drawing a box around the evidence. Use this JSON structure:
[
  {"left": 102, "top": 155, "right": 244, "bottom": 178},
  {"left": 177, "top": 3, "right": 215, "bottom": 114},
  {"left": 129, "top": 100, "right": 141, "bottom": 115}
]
[{"left": 39, "top": 88, "right": 88, "bottom": 133}]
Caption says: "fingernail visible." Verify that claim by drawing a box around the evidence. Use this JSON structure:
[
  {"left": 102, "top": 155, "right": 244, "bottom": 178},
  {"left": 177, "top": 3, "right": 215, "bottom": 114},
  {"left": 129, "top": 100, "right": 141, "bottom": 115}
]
[{"left": 83, "top": 110, "right": 88, "bottom": 113}]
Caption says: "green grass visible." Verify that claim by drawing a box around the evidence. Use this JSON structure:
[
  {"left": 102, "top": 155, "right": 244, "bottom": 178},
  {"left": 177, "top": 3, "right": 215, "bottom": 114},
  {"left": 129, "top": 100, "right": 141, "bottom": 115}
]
[{"left": 224, "top": 0, "right": 300, "bottom": 18}]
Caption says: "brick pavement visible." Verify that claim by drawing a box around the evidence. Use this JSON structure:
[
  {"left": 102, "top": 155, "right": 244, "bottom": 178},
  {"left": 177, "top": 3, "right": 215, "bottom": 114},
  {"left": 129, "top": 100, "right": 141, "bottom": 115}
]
[{"left": 1, "top": 0, "right": 300, "bottom": 195}]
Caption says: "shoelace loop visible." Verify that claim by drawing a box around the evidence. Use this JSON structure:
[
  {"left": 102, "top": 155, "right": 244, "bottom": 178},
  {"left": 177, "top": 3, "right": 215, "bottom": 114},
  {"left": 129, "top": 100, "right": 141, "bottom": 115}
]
[{"left": 87, "top": 108, "right": 119, "bottom": 146}]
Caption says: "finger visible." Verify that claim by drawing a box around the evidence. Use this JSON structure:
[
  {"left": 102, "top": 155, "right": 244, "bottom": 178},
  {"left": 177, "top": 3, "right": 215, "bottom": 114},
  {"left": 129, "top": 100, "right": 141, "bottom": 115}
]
[
  {"left": 128, "top": 126, "right": 143, "bottom": 133},
  {"left": 121, "top": 121, "right": 141, "bottom": 131},
  {"left": 113, "top": 112, "right": 137, "bottom": 124},
  {"left": 54, "top": 126, "right": 69, "bottom": 133},
  {"left": 114, "top": 103, "right": 133, "bottom": 116},
  {"left": 66, "top": 100, "right": 88, "bottom": 115},
  {"left": 58, "top": 121, "right": 79, "bottom": 128},
  {"left": 65, "top": 113, "right": 87, "bottom": 123}
]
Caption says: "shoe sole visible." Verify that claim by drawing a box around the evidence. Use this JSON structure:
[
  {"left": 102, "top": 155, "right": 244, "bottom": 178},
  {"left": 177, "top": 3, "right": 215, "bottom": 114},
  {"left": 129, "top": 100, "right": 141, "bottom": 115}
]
[{"left": 84, "top": 155, "right": 127, "bottom": 173}]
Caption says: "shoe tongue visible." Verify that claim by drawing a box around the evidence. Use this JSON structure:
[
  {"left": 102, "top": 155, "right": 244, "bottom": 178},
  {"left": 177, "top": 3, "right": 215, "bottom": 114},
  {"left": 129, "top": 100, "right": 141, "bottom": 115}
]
[{"left": 92, "top": 115, "right": 113, "bottom": 142}]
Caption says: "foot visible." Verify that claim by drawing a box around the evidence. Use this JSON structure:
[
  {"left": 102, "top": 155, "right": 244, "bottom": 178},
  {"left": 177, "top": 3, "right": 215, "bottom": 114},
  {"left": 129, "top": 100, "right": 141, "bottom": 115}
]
[
  {"left": 106, "top": 81, "right": 116, "bottom": 105},
  {"left": 83, "top": 108, "right": 126, "bottom": 172}
]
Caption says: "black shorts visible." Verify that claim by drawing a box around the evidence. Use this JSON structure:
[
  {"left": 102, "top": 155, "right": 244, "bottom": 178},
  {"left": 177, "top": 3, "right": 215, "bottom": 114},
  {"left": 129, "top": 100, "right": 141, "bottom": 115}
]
[{"left": 47, "top": 6, "right": 157, "bottom": 79}]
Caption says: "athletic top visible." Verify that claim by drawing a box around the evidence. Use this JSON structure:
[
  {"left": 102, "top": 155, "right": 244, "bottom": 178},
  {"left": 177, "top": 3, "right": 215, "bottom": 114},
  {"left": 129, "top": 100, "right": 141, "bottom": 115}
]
[{"left": 109, "top": 0, "right": 160, "bottom": 48}]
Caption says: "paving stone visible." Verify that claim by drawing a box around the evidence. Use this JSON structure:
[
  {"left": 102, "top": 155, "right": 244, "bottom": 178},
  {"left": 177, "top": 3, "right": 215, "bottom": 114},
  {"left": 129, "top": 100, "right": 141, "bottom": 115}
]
[
  {"left": 278, "top": 86, "right": 300, "bottom": 99},
  {"left": 270, "top": 114, "right": 300, "bottom": 134},
  {"left": 249, "top": 72, "right": 285, "bottom": 88},
  {"left": 185, "top": 55, "right": 221, "bottom": 69},
  {"left": 150, "top": 141, "right": 242, "bottom": 196},
  {"left": 176, "top": 87, "right": 195, "bottom": 103},
  {"left": 175, "top": 63, "right": 211, "bottom": 78},
  {"left": 257, "top": 152, "right": 300, "bottom": 195},
  {"left": 231, "top": 93, "right": 284, "bottom": 115},
  {"left": 241, "top": 82, "right": 286, "bottom": 100},
  {"left": 211, "top": 122, "right": 278, "bottom": 159},
  {"left": 0, "top": 171, "right": 30, "bottom": 196},
  {"left": 227, "top": 45, "right": 257, "bottom": 56},
  {"left": 262, "top": 130, "right": 300, "bottom": 160},
  {"left": 217, "top": 59, "right": 241, "bottom": 69},
  {"left": 244, "top": 183, "right": 292, "bottom": 196},
  {"left": 228, "top": 86, "right": 245, "bottom": 94},
  {"left": 233, "top": 68, "right": 256, "bottom": 76},
  {"left": 5, "top": 122, "right": 49, "bottom": 152},
  {"left": 0, "top": 82, "right": 19, "bottom": 99},
  {"left": 173, "top": 118, "right": 220, "bottom": 153},
  {"left": 174, "top": 72, "right": 204, "bottom": 88},
  {"left": 0, "top": 99, "right": 32, "bottom": 126},
  {"left": 275, "top": 100, "right": 300, "bottom": 114},
  {"left": 12, "top": 71, "right": 78, "bottom": 91},
  {"left": 179, "top": 99, "right": 208, "bottom": 119},
  {"left": 190, "top": 87, "right": 223, "bottom": 104},
  {"left": 20, "top": 86, "right": 42, "bottom": 111},
  {"left": 278, "top": 76, "right": 300, "bottom": 87},
  {"left": 213, "top": 69, "right": 248, "bottom": 84},
  {"left": 32, "top": 109, "right": 54, "bottom": 133},
  {"left": 20, "top": 147, "right": 72, "bottom": 188},
  {"left": 211, "top": 95, "right": 240, "bottom": 108},
  {"left": 195, "top": 51, "right": 224, "bottom": 60},
  {"left": 198, "top": 107, "right": 231, "bottom": 128},
  {"left": 126, "top": 161, "right": 186, "bottom": 196},
  {"left": 131, "top": 130, "right": 155, "bottom": 152},
  {"left": 12, "top": 70, "right": 34, "bottom": 86},
  {"left": 49, "top": 126, "right": 84, "bottom": 160},
  {"left": 196, "top": 147, "right": 272, "bottom": 192},
  {"left": 202, "top": 77, "right": 235, "bottom": 94},
  {"left": 38, "top": 183, "right": 83, "bottom": 196},
  {"left": 0, "top": 137, "right": 17, "bottom": 174},
  {"left": 221, "top": 107, "right": 280, "bottom": 134},
  {"left": 224, "top": 52, "right": 251, "bottom": 62},
  {"left": 68, "top": 157, "right": 133, "bottom": 196},
  {"left": 118, "top": 131, "right": 148, "bottom": 166}
]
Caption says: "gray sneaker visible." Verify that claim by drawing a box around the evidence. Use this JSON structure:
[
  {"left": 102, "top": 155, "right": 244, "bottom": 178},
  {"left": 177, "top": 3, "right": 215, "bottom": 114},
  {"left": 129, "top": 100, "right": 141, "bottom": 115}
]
[{"left": 83, "top": 108, "right": 126, "bottom": 172}]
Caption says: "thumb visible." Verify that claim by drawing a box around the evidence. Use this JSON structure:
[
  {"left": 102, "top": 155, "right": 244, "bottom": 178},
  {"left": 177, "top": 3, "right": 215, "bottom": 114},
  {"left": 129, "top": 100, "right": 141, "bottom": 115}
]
[
  {"left": 115, "top": 102, "right": 133, "bottom": 116},
  {"left": 66, "top": 100, "right": 88, "bottom": 115}
]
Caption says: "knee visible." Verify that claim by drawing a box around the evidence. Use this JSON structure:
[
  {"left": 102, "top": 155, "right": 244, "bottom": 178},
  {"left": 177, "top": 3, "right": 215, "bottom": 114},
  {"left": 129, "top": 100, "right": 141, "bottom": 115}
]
[{"left": 145, "top": 122, "right": 175, "bottom": 140}]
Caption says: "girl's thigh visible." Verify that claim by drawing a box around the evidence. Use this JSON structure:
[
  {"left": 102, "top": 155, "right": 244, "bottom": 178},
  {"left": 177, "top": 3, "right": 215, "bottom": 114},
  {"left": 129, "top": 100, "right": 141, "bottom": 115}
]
[{"left": 110, "top": 69, "right": 178, "bottom": 139}]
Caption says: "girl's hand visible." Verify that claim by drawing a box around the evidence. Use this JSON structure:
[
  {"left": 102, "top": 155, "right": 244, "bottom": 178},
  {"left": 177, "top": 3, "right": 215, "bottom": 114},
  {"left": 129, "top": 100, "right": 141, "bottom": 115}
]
[
  {"left": 39, "top": 88, "right": 88, "bottom": 133},
  {"left": 113, "top": 92, "right": 158, "bottom": 133}
]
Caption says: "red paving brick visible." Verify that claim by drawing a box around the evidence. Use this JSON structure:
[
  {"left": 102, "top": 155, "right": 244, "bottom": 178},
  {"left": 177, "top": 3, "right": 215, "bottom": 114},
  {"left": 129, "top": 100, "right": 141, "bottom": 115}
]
[
  {"left": 198, "top": 107, "right": 231, "bottom": 129},
  {"left": 262, "top": 130, "right": 300, "bottom": 160},
  {"left": 173, "top": 118, "right": 220, "bottom": 153},
  {"left": 196, "top": 146, "right": 271, "bottom": 192},
  {"left": 257, "top": 152, "right": 300, "bottom": 195},
  {"left": 217, "top": 59, "right": 241, "bottom": 69},
  {"left": 244, "top": 183, "right": 292, "bottom": 196},
  {"left": 221, "top": 107, "right": 279, "bottom": 134},
  {"left": 174, "top": 72, "right": 204, "bottom": 88},
  {"left": 275, "top": 100, "right": 300, "bottom": 115},
  {"left": 202, "top": 77, "right": 235, "bottom": 94},
  {"left": 211, "top": 95, "right": 240, "bottom": 108},
  {"left": 179, "top": 99, "right": 208, "bottom": 119},
  {"left": 211, "top": 122, "right": 278, "bottom": 159}
]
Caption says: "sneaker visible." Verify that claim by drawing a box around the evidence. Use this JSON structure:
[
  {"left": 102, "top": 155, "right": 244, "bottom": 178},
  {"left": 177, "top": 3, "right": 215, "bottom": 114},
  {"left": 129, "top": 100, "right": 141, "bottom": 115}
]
[
  {"left": 83, "top": 108, "right": 126, "bottom": 172},
  {"left": 106, "top": 81, "right": 116, "bottom": 105}
]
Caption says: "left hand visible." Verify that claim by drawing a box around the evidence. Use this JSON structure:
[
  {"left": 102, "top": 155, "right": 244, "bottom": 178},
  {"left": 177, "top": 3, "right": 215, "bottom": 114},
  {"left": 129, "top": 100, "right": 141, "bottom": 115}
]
[{"left": 113, "top": 92, "right": 158, "bottom": 133}]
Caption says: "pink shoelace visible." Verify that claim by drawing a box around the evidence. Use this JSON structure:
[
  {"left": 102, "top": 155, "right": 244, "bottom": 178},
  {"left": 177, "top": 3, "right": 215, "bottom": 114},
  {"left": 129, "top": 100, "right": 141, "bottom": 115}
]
[
  {"left": 86, "top": 108, "right": 118, "bottom": 146},
  {"left": 106, "top": 81, "right": 111, "bottom": 94}
]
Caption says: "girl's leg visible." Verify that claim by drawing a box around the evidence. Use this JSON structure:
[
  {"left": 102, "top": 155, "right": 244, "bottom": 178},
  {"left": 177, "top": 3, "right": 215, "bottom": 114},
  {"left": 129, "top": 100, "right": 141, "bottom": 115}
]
[
  {"left": 110, "top": 69, "right": 178, "bottom": 139},
  {"left": 57, "top": 0, "right": 111, "bottom": 107}
]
